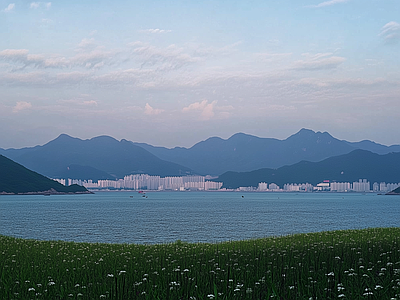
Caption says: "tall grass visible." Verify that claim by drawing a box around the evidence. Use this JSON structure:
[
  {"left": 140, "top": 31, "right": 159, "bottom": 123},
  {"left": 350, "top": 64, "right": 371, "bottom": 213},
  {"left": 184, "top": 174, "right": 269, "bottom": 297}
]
[{"left": 1, "top": 228, "right": 400, "bottom": 299}]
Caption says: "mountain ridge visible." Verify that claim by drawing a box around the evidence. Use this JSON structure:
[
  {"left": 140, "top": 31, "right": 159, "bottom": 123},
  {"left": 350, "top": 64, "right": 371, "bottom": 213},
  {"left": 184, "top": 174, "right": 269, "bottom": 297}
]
[
  {"left": 132, "top": 128, "right": 400, "bottom": 175},
  {"left": 0, "top": 134, "right": 193, "bottom": 180},
  {"left": 1, "top": 129, "right": 399, "bottom": 179},
  {"left": 215, "top": 149, "right": 400, "bottom": 189}
]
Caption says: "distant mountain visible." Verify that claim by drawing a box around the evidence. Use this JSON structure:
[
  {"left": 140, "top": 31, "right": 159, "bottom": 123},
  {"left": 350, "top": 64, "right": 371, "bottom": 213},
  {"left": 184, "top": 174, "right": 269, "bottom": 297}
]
[
  {"left": 133, "top": 129, "right": 400, "bottom": 175},
  {"left": 344, "top": 140, "right": 400, "bottom": 154},
  {"left": 0, "top": 155, "right": 89, "bottom": 194},
  {"left": 215, "top": 150, "right": 400, "bottom": 189},
  {"left": 0, "top": 134, "right": 193, "bottom": 180},
  {"left": 2, "top": 129, "right": 399, "bottom": 180}
]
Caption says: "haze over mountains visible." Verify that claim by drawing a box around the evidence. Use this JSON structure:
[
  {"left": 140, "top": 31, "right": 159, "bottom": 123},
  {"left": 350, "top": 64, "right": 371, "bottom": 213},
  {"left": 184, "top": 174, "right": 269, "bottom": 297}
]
[{"left": 1, "top": 129, "right": 399, "bottom": 182}]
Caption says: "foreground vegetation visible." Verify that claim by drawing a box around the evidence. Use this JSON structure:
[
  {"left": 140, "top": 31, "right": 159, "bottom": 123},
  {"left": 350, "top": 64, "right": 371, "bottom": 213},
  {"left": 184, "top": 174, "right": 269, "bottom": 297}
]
[{"left": 1, "top": 228, "right": 400, "bottom": 299}]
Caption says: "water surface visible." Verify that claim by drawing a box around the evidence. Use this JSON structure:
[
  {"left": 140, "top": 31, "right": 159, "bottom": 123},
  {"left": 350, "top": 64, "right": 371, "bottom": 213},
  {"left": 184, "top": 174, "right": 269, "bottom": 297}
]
[{"left": 0, "top": 192, "right": 399, "bottom": 244}]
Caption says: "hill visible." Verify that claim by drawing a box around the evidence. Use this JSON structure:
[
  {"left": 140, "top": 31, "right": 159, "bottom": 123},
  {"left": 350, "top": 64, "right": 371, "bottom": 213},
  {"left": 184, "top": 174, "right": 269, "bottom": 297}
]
[
  {"left": 134, "top": 129, "right": 400, "bottom": 175},
  {"left": 386, "top": 186, "right": 400, "bottom": 195},
  {"left": 0, "top": 134, "right": 193, "bottom": 180},
  {"left": 215, "top": 150, "right": 400, "bottom": 189},
  {"left": 0, "top": 155, "right": 90, "bottom": 194}
]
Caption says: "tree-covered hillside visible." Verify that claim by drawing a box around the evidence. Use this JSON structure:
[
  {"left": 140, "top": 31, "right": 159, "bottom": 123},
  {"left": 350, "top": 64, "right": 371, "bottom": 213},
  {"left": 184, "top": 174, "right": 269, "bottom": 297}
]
[{"left": 0, "top": 155, "right": 90, "bottom": 194}]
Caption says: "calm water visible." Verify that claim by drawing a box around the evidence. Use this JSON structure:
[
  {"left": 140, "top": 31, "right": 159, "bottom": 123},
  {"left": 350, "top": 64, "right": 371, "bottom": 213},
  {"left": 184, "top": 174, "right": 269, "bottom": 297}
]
[{"left": 0, "top": 192, "right": 399, "bottom": 244}]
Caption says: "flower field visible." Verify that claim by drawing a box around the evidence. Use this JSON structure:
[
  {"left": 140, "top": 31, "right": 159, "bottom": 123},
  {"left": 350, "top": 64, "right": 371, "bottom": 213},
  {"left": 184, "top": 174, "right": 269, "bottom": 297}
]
[{"left": 1, "top": 227, "right": 400, "bottom": 299}]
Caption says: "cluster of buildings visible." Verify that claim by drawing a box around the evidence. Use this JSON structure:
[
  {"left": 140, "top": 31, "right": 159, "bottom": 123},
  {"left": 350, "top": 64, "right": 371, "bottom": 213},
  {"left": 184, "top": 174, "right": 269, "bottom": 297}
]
[
  {"left": 54, "top": 175, "right": 399, "bottom": 193},
  {"left": 254, "top": 179, "right": 399, "bottom": 193},
  {"left": 54, "top": 174, "right": 223, "bottom": 191}
]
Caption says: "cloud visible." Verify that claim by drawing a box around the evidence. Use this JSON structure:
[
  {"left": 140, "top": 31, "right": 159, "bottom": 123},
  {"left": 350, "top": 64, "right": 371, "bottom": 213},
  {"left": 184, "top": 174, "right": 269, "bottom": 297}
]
[
  {"left": 0, "top": 47, "right": 118, "bottom": 70},
  {"left": 293, "top": 53, "right": 345, "bottom": 70},
  {"left": 190, "top": 41, "right": 242, "bottom": 57},
  {"left": 82, "top": 100, "right": 98, "bottom": 106},
  {"left": 182, "top": 100, "right": 217, "bottom": 120},
  {"left": 76, "top": 38, "right": 97, "bottom": 52},
  {"left": 130, "top": 42, "right": 201, "bottom": 71},
  {"left": 254, "top": 52, "right": 293, "bottom": 63},
  {"left": 379, "top": 21, "right": 400, "bottom": 44},
  {"left": 144, "top": 103, "right": 164, "bottom": 115},
  {"left": 2, "top": 3, "right": 15, "bottom": 12},
  {"left": 0, "top": 49, "right": 68, "bottom": 69},
  {"left": 13, "top": 101, "right": 32, "bottom": 113},
  {"left": 309, "top": 0, "right": 349, "bottom": 8},
  {"left": 264, "top": 104, "right": 296, "bottom": 111},
  {"left": 41, "top": 18, "right": 53, "bottom": 24},
  {"left": 30, "top": 2, "right": 51, "bottom": 9},
  {"left": 0, "top": 49, "right": 29, "bottom": 59},
  {"left": 139, "top": 29, "right": 172, "bottom": 34}
]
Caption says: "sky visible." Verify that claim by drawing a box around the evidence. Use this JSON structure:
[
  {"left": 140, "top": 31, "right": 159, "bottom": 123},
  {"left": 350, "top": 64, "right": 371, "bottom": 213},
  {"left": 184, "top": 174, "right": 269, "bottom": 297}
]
[{"left": 1, "top": 0, "right": 399, "bottom": 149}]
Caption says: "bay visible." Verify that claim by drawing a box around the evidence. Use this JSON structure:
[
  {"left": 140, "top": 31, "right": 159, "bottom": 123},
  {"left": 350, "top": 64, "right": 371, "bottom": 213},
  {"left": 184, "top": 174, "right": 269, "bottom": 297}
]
[{"left": 0, "top": 191, "right": 399, "bottom": 244}]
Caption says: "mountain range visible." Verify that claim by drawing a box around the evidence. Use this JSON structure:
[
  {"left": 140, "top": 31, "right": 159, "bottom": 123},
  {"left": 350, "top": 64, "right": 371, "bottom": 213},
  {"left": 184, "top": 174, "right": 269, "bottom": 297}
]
[
  {"left": 0, "top": 134, "right": 192, "bottom": 180},
  {"left": 215, "top": 150, "right": 400, "bottom": 189},
  {"left": 135, "top": 128, "right": 400, "bottom": 175},
  {"left": 1, "top": 129, "right": 399, "bottom": 181},
  {"left": 0, "top": 155, "right": 89, "bottom": 194}
]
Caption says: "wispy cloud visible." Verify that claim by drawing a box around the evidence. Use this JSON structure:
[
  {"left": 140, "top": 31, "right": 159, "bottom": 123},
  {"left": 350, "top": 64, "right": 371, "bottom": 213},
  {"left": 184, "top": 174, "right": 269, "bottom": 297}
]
[
  {"left": 30, "top": 2, "right": 51, "bottom": 9},
  {"left": 308, "top": 0, "right": 349, "bottom": 8},
  {"left": 13, "top": 101, "right": 32, "bottom": 113},
  {"left": 130, "top": 42, "right": 201, "bottom": 71},
  {"left": 293, "top": 53, "right": 345, "bottom": 70},
  {"left": 41, "top": 18, "right": 53, "bottom": 24},
  {"left": 0, "top": 46, "right": 119, "bottom": 70},
  {"left": 76, "top": 38, "right": 97, "bottom": 52},
  {"left": 2, "top": 3, "right": 15, "bottom": 12},
  {"left": 82, "top": 100, "right": 98, "bottom": 106},
  {"left": 139, "top": 29, "right": 172, "bottom": 34},
  {"left": 254, "top": 52, "right": 293, "bottom": 63},
  {"left": 0, "top": 49, "right": 68, "bottom": 69},
  {"left": 144, "top": 103, "right": 164, "bottom": 115},
  {"left": 379, "top": 21, "right": 400, "bottom": 44}
]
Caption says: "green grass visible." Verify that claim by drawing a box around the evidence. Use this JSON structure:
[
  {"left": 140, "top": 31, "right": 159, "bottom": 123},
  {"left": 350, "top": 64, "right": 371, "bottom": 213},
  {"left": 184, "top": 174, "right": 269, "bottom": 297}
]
[{"left": 1, "top": 228, "right": 400, "bottom": 299}]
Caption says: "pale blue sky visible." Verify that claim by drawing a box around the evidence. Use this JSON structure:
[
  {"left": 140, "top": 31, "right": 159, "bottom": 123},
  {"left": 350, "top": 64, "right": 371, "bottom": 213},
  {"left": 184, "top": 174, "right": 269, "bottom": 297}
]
[{"left": 1, "top": 0, "right": 399, "bottom": 148}]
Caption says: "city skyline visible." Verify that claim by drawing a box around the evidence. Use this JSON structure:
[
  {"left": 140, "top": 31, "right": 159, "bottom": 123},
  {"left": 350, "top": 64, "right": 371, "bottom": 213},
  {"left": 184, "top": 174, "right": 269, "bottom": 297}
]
[
  {"left": 1, "top": 0, "right": 399, "bottom": 149},
  {"left": 53, "top": 174, "right": 400, "bottom": 193}
]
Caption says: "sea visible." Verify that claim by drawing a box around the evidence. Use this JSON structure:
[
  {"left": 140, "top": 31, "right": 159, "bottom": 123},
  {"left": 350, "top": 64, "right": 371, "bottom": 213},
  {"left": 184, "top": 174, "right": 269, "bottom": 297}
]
[{"left": 0, "top": 191, "right": 399, "bottom": 244}]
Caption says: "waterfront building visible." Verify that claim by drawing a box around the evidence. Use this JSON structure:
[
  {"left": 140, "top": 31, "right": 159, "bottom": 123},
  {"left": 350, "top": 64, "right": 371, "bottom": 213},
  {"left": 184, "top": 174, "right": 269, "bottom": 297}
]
[
  {"left": 315, "top": 182, "right": 330, "bottom": 191},
  {"left": 268, "top": 183, "right": 280, "bottom": 191},
  {"left": 258, "top": 182, "right": 268, "bottom": 191},
  {"left": 352, "top": 179, "right": 370, "bottom": 192},
  {"left": 330, "top": 182, "right": 351, "bottom": 192}
]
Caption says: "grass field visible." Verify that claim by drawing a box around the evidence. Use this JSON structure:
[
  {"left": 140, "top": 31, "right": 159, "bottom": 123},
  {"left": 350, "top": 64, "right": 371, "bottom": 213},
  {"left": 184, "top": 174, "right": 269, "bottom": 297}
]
[{"left": 1, "top": 227, "right": 400, "bottom": 299}]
